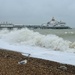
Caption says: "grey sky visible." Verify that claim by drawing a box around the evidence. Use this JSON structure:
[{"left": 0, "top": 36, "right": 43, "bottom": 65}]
[{"left": 0, "top": 0, "right": 75, "bottom": 27}]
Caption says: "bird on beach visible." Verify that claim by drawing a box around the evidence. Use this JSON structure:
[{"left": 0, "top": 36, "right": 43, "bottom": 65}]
[
  {"left": 18, "top": 59, "right": 27, "bottom": 64},
  {"left": 18, "top": 53, "right": 30, "bottom": 64}
]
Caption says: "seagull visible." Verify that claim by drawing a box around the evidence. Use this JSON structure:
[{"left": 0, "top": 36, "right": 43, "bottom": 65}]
[
  {"left": 18, "top": 53, "right": 31, "bottom": 65},
  {"left": 18, "top": 59, "right": 27, "bottom": 64}
]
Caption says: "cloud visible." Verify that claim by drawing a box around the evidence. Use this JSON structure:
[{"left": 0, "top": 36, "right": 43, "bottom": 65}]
[{"left": 0, "top": 0, "right": 75, "bottom": 27}]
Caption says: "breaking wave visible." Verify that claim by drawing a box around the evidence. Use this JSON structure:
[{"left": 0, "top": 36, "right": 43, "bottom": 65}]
[{"left": 0, "top": 28, "right": 75, "bottom": 51}]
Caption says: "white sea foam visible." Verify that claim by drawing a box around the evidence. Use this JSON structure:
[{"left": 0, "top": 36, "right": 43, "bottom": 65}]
[
  {"left": 0, "top": 28, "right": 75, "bottom": 51},
  {"left": 65, "top": 31, "right": 74, "bottom": 34}
]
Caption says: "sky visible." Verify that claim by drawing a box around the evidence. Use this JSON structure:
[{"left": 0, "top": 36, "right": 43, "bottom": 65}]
[{"left": 0, "top": 0, "right": 75, "bottom": 27}]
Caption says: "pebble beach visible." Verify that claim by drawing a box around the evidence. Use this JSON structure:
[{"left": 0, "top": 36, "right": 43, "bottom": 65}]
[{"left": 0, "top": 49, "right": 75, "bottom": 75}]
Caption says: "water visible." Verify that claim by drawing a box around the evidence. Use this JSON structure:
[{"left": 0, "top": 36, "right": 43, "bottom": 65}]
[
  {"left": 0, "top": 28, "right": 75, "bottom": 51},
  {"left": 33, "top": 28, "right": 75, "bottom": 42}
]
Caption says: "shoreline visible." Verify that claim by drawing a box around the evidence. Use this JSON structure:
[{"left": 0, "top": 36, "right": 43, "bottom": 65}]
[{"left": 0, "top": 49, "right": 75, "bottom": 75}]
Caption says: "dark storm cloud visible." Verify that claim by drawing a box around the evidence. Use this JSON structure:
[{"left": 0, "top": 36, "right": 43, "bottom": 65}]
[{"left": 0, "top": 0, "right": 75, "bottom": 27}]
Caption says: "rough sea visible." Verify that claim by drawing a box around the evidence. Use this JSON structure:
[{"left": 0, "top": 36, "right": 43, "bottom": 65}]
[
  {"left": 33, "top": 28, "right": 75, "bottom": 42},
  {"left": 0, "top": 28, "right": 75, "bottom": 51}
]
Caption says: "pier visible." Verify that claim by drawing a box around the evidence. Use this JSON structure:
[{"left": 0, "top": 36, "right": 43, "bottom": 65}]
[
  {"left": 0, "top": 24, "right": 43, "bottom": 30},
  {"left": 0, "top": 24, "right": 71, "bottom": 30},
  {"left": 0, "top": 20, "right": 71, "bottom": 30}
]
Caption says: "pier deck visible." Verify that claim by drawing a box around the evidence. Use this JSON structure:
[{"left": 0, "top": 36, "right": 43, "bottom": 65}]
[{"left": 0, "top": 24, "right": 71, "bottom": 30}]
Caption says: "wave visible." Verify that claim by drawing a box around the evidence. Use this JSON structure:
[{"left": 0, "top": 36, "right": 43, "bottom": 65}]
[{"left": 0, "top": 28, "right": 75, "bottom": 51}]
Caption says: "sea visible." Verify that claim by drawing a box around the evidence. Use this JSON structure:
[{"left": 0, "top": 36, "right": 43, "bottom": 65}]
[
  {"left": 0, "top": 28, "right": 75, "bottom": 51},
  {"left": 33, "top": 28, "right": 75, "bottom": 42}
]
